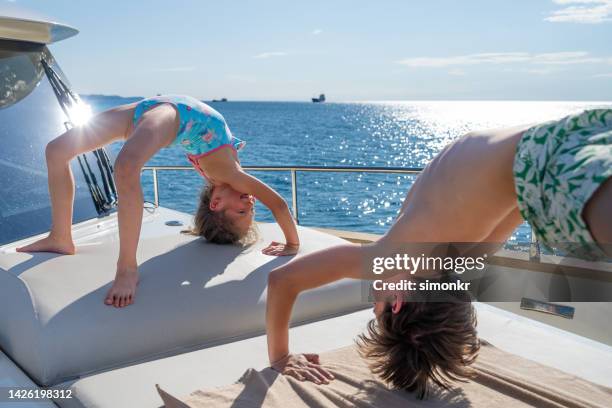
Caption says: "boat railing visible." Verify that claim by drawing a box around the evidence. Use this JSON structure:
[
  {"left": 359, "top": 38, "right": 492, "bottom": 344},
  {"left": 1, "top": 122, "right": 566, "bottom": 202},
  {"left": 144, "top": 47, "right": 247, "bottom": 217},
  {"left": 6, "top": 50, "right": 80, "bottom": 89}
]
[{"left": 141, "top": 165, "right": 542, "bottom": 261}]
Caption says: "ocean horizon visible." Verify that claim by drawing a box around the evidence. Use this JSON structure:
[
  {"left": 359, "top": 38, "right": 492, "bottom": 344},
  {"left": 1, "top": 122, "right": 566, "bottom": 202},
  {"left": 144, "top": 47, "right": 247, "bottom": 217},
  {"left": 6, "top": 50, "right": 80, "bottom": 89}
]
[{"left": 82, "top": 94, "right": 612, "bottom": 103}]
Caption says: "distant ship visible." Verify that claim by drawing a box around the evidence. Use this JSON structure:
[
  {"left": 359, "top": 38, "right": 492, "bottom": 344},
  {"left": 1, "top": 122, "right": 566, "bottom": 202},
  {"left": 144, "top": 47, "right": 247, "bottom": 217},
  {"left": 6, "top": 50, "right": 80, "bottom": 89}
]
[
  {"left": 312, "top": 93, "right": 326, "bottom": 103},
  {"left": 212, "top": 98, "right": 228, "bottom": 102}
]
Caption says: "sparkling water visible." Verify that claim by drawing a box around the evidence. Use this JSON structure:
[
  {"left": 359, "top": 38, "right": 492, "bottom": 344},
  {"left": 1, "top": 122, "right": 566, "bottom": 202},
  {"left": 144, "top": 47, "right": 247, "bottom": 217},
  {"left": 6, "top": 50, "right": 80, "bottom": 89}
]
[{"left": 84, "top": 96, "right": 611, "bottom": 244}]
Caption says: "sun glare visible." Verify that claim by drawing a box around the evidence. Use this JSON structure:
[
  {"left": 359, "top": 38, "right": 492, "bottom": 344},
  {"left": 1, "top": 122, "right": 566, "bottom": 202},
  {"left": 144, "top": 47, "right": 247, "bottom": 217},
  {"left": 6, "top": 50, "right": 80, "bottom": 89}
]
[{"left": 69, "top": 102, "right": 92, "bottom": 126}]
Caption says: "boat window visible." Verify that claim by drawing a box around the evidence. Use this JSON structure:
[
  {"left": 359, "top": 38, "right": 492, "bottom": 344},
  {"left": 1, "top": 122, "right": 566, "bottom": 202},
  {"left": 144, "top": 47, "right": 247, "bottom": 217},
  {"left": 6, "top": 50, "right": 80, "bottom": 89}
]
[{"left": 0, "top": 40, "right": 101, "bottom": 246}]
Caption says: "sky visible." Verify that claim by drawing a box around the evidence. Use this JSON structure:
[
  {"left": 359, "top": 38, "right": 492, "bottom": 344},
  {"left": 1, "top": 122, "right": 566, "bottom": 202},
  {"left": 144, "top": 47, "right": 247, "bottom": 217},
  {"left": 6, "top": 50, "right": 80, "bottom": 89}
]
[{"left": 3, "top": 0, "right": 612, "bottom": 101}]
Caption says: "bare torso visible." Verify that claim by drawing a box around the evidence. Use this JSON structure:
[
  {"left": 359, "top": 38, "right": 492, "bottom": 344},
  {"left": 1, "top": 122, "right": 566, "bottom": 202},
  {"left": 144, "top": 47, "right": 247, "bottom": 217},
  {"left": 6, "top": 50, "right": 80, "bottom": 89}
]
[{"left": 384, "top": 124, "right": 533, "bottom": 245}]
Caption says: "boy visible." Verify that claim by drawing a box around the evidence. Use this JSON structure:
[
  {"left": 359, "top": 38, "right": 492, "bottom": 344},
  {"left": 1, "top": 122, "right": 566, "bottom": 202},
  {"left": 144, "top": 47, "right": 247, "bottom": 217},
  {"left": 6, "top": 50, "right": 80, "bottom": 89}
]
[{"left": 266, "top": 109, "right": 612, "bottom": 397}]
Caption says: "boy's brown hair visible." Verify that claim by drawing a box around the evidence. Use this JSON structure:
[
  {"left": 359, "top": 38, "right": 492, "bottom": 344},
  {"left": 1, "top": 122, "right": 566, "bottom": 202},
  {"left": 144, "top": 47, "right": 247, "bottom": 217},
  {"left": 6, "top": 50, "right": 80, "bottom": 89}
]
[
  {"left": 188, "top": 185, "right": 258, "bottom": 245},
  {"left": 357, "top": 299, "right": 479, "bottom": 399}
]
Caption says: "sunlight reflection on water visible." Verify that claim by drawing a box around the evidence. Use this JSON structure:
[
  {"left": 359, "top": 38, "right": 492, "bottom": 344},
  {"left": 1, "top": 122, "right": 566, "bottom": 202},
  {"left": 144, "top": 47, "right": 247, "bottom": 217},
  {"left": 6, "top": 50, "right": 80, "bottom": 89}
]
[{"left": 89, "top": 97, "right": 611, "bottom": 242}]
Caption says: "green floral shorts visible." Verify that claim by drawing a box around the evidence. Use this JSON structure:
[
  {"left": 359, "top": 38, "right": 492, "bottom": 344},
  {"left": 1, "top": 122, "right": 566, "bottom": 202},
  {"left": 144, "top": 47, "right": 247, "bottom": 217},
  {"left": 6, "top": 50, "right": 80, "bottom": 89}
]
[{"left": 513, "top": 109, "right": 612, "bottom": 260}]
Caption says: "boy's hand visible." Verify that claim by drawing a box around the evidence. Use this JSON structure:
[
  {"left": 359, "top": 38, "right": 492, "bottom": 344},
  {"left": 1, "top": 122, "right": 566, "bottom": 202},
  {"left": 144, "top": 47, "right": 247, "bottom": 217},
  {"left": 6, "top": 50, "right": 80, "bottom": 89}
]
[
  {"left": 271, "top": 353, "right": 334, "bottom": 384},
  {"left": 262, "top": 241, "right": 299, "bottom": 256}
]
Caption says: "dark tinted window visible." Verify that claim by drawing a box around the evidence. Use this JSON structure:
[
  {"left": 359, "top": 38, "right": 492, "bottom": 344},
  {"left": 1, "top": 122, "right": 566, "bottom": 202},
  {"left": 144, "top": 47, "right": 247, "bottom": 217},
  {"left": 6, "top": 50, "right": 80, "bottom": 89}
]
[{"left": 0, "top": 40, "right": 101, "bottom": 245}]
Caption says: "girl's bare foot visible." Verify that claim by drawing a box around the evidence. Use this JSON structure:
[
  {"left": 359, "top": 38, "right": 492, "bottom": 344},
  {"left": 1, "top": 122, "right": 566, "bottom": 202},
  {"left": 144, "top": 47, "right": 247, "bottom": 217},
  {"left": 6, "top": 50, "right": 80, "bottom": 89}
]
[
  {"left": 104, "top": 267, "right": 139, "bottom": 308},
  {"left": 16, "top": 235, "right": 76, "bottom": 255}
]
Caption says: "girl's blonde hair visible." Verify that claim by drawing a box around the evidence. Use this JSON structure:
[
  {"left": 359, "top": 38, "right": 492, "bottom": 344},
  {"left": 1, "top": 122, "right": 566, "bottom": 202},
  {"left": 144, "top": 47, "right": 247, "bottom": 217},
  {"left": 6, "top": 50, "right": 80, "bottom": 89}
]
[{"left": 186, "top": 185, "right": 258, "bottom": 245}]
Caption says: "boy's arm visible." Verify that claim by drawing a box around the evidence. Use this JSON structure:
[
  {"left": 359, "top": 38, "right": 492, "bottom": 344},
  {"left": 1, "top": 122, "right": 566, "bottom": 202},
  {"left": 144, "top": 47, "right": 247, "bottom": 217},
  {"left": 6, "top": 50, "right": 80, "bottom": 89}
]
[
  {"left": 223, "top": 168, "right": 300, "bottom": 252},
  {"left": 266, "top": 244, "right": 365, "bottom": 381}
]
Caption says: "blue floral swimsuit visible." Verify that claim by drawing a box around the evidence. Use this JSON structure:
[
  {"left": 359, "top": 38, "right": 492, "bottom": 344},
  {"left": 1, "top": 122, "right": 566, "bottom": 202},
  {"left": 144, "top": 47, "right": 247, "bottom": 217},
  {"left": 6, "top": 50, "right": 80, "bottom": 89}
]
[{"left": 132, "top": 95, "right": 245, "bottom": 179}]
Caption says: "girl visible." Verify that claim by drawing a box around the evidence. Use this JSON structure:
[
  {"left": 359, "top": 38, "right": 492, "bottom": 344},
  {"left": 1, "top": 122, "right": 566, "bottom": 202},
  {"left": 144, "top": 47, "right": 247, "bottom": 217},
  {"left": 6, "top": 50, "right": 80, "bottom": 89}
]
[
  {"left": 17, "top": 95, "right": 300, "bottom": 308},
  {"left": 265, "top": 109, "right": 612, "bottom": 397}
]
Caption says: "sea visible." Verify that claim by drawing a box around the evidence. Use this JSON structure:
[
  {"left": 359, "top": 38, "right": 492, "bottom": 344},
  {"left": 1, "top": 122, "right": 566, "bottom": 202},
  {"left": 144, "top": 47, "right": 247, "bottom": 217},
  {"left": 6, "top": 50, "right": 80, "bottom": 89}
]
[{"left": 82, "top": 96, "right": 612, "bottom": 246}]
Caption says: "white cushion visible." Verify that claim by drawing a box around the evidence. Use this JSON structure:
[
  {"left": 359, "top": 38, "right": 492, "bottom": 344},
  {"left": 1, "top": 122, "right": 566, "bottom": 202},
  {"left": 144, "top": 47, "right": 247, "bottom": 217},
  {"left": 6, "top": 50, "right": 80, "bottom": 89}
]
[
  {"left": 0, "top": 221, "right": 365, "bottom": 386},
  {"left": 0, "top": 350, "right": 57, "bottom": 408}
]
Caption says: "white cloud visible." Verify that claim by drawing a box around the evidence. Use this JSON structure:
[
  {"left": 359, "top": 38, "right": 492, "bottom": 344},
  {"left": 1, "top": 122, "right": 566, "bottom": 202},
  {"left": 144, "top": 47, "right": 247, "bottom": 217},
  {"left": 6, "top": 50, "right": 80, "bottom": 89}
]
[
  {"left": 398, "top": 51, "right": 607, "bottom": 68},
  {"left": 448, "top": 69, "right": 466, "bottom": 76},
  {"left": 398, "top": 53, "right": 529, "bottom": 67},
  {"left": 593, "top": 72, "right": 612, "bottom": 77},
  {"left": 151, "top": 66, "right": 196, "bottom": 72},
  {"left": 524, "top": 69, "right": 555, "bottom": 75},
  {"left": 531, "top": 51, "right": 602, "bottom": 64},
  {"left": 312, "top": 29, "right": 323, "bottom": 35},
  {"left": 504, "top": 68, "right": 558, "bottom": 75},
  {"left": 545, "top": 0, "right": 612, "bottom": 24},
  {"left": 253, "top": 51, "right": 288, "bottom": 59}
]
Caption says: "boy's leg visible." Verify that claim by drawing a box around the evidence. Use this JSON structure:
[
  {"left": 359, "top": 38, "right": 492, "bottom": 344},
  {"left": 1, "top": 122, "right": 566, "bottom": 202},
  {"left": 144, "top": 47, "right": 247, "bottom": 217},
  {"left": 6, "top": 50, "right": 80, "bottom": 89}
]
[
  {"left": 481, "top": 207, "right": 523, "bottom": 243},
  {"left": 105, "top": 103, "right": 178, "bottom": 308},
  {"left": 460, "top": 207, "right": 524, "bottom": 257},
  {"left": 583, "top": 177, "right": 612, "bottom": 257},
  {"left": 16, "top": 103, "right": 137, "bottom": 254}
]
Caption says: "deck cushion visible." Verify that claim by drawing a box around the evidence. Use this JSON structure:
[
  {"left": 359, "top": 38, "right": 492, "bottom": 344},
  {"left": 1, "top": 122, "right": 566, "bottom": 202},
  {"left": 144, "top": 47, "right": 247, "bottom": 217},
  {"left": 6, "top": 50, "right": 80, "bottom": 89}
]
[
  {"left": 51, "top": 304, "right": 612, "bottom": 408},
  {"left": 0, "top": 216, "right": 365, "bottom": 386}
]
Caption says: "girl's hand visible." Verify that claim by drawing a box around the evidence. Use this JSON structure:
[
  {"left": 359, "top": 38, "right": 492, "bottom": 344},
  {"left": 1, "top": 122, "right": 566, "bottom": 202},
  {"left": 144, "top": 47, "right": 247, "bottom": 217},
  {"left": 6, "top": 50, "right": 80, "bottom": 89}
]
[
  {"left": 271, "top": 353, "right": 334, "bottom": 384},
  {"left": 262, "top": 241, "right": 299, "bottom": 256}
]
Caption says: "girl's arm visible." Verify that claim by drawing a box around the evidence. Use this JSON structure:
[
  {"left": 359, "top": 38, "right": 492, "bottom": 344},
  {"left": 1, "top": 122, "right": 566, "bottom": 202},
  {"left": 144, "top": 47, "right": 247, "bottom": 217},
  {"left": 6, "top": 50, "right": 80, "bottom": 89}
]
[
  {"left": 225, "top": 169, "right": 300, "bottom": 254},
  {"left": 266, "top": 243, "right": 365, "bottom": 381}
]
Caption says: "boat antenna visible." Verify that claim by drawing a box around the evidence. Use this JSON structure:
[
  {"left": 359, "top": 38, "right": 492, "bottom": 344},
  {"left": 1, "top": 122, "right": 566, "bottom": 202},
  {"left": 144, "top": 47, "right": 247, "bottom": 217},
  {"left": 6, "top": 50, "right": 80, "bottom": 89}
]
[
  {"left": 100, "top": 148, "right": 118, "bottom": 199},
  {"left": 76, "top": 156, "right": 105, "bottom": 213},
  {"left": 93, "top": 149, "right": 115, "bottom": 206},
  {"left": 95, "top": 148, "right": 117, "bottom": 205}
]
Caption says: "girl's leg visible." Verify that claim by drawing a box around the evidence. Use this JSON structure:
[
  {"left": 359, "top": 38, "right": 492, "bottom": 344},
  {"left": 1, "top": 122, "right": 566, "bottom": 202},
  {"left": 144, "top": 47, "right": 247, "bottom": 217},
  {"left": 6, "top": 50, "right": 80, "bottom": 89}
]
[
  {"left": 16, "top": 103, "right": 137, "bottom": 254},
  {"left": 104, "top": 103, "right": 178, "bottom": 308}
]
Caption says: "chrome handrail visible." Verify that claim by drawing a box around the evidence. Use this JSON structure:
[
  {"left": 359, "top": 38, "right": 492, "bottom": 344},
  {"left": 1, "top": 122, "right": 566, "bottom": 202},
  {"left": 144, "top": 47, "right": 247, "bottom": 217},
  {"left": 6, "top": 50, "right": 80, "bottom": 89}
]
[
  {"left": 142, "top": 165, "right": 424, "bottom": 222},
  {"left": 142, "top": 164, "right": 423, "bottom": 173},
  {"left": 141, "top": 164, "right": 541, "bottom": 259}
]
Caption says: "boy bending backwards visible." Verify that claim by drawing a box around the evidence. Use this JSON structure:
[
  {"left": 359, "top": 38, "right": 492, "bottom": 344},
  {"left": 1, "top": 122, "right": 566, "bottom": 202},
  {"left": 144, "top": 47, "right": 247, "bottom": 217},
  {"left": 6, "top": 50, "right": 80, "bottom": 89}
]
[{"left": 266, "top": 109, "right": 612, "bottom": 397}]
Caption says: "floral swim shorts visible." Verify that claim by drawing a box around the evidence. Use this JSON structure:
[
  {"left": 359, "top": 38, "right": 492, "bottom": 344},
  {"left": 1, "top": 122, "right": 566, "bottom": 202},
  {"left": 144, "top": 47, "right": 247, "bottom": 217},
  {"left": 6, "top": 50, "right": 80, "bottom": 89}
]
[
  {"left": 133, "top": 95, "right": 245, "bottom": 178},
  {"left": 513, "top": 109, "right": 612, "bottom": 260}
]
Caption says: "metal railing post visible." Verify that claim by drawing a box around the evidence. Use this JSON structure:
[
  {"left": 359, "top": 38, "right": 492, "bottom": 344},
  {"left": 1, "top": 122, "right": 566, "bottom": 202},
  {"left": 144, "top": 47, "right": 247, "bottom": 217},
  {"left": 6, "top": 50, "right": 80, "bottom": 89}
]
[
  {"left": 152, "top": 168, "right": 159, "bottom": 207},
  {"left": 290, "top": 169, "right": 299, "bottom": 224},
  {"left": 529, "top": 229, "right": 540, "bottom": 262}
]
